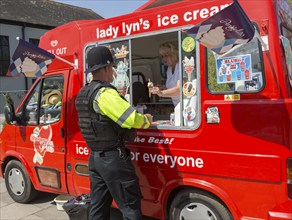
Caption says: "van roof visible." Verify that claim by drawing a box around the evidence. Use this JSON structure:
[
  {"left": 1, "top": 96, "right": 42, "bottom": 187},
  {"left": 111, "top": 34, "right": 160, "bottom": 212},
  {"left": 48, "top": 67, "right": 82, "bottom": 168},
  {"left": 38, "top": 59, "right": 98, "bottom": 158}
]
[{"left": 134, "top": 0, "right": 196, "bottom": 11}]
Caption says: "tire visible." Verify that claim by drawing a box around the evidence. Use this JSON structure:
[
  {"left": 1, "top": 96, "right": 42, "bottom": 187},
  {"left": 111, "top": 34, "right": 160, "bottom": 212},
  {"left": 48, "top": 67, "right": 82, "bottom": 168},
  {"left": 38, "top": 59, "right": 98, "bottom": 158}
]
[
  {"left": 4, "top": 160, "right": 39, "bottom": 203},
  {"left": 169, "top": 189, "right": 233, "bottom": 220}
]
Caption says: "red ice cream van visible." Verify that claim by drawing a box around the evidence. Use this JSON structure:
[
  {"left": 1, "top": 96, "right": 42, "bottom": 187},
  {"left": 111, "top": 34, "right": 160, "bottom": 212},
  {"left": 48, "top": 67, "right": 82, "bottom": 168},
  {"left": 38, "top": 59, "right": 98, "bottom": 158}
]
[{"left": 1, "top": 0, "right": 292, "bottom": 219}]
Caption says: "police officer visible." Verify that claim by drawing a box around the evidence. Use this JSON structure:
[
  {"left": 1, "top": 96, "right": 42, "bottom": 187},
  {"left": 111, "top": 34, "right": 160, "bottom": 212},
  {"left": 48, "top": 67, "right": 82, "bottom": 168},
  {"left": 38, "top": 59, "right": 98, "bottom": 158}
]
[{"left": 75, "top": 46, "right": 152, "bottom": 220}]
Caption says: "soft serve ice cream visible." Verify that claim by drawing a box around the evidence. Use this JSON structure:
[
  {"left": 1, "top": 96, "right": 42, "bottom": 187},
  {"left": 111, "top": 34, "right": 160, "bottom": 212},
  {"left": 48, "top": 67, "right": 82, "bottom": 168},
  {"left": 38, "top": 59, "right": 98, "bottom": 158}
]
[
  {"left": 147, "top": 79, "right": 154, "bottom": 98},
  {"left": 21, "top": 57, "right": 38, "bottom": 77}
]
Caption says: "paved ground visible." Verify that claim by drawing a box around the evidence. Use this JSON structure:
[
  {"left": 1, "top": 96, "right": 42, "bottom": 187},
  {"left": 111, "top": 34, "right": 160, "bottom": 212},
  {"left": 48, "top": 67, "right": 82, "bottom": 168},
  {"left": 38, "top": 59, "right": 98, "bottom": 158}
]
[
  {"left": 0, "top": 178, "right": 129, "bottom": 220},
  {"left": 0, "top": 178, "right": 158, "bottom": 220},
  {"left": 1, "top": 178, "right": 69, "bottom": 220}
]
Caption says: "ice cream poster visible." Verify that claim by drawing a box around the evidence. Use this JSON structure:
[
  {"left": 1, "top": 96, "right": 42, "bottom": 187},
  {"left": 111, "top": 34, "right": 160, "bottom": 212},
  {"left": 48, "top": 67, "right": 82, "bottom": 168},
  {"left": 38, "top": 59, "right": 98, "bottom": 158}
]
[
  {"left": 30, "top": 125, "right": 55, "bottom": 165},
  {"left": 216, "top": 54, "right": 252, "bottom": 84}
]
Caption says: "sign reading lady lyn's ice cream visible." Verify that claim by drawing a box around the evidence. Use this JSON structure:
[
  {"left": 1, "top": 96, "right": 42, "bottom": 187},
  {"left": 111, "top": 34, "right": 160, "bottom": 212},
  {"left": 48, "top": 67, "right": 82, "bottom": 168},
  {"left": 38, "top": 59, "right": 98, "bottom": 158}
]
[{"left": 216, "top": 54, "right": 252, "bottom": 83}]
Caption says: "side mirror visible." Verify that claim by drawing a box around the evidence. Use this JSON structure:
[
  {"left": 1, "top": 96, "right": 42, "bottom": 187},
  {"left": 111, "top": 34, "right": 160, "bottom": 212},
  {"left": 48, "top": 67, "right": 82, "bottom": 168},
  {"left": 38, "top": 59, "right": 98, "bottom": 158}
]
[
  {"left": 3, "top": 93, "right": 16, "bottom": 125},
  {"left": 4, "top": 102, "right": 16, "bottom": 125}
]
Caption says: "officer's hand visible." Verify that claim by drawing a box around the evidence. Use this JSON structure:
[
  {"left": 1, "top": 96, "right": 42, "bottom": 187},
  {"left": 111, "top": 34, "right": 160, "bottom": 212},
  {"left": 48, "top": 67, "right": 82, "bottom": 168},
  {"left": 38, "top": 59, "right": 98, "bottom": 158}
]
[{"left": 144, "top": 114, "right": 153, "bottom": 124}]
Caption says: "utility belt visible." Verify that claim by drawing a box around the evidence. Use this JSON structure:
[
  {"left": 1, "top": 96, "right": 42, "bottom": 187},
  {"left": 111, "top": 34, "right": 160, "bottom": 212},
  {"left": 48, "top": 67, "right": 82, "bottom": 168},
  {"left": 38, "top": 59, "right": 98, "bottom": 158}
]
[
  {"left": 87, "top": 139, "right": 119, "bottom": 150},
  {"left": 86, "top": 128, "right": 136, "bottom": 150},
  {"left": 90, "top": 143, "right": 130, "bottom": 160}
]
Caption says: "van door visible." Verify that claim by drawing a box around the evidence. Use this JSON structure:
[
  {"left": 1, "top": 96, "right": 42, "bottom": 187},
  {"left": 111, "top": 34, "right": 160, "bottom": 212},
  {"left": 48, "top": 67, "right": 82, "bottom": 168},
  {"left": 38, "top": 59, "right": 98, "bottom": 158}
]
[{"left": 14, "top": 74, "right": 68, "bottom": 193}]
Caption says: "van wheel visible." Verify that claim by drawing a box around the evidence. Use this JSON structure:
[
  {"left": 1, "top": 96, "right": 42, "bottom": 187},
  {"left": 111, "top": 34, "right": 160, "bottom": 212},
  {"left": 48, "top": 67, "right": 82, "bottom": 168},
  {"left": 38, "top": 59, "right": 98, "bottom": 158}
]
[
  {"left": 169, "top": 189, "right": 233, "bottom": 220},
  {"left": 4, "top": 160, "right": 39, "bottom": 203}
]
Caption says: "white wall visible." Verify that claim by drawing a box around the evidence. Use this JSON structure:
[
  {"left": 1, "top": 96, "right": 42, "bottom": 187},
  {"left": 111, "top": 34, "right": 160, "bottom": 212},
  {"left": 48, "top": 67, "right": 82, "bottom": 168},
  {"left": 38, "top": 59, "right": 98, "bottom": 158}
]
[
  {"left": 0, "top": 23, "right": 49, "bottom": 114},
  {"left": 0, "top": 23, "right": 48, "bottom": 58}
]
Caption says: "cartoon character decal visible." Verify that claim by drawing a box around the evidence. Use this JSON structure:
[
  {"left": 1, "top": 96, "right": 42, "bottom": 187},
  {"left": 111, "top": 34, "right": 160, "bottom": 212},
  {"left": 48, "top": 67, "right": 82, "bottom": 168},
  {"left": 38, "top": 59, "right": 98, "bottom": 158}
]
[
  {"left": 183, "top": 106, "right": 196, "bottom": 127},
  {"left": 183, "top": 82, "right": 196, "bottom": 97},
  {"left": 182, "top": 36, "right": 195, "bottom": 52},
  {"left": 205, "top": 106, "right": 220, "bottom": 124},
  {"left": 112, "top": 45, "right": 129, "bottom": 59},
  {"left": 30, "top": 125, "right": 54, "bottom": 165},
  {"left": 112, "top": 58, "right": 129, "bottom": 96}
]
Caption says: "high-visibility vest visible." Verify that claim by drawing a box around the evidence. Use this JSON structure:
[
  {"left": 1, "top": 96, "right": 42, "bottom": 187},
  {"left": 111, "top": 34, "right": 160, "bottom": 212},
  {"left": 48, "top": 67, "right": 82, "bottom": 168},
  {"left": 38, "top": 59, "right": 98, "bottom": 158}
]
[
  {"left": 76, "top": 81, "right": 150, "bottom": 150},
  {"left": 94, "top": 82, "right": 150, "bottom": 130}
]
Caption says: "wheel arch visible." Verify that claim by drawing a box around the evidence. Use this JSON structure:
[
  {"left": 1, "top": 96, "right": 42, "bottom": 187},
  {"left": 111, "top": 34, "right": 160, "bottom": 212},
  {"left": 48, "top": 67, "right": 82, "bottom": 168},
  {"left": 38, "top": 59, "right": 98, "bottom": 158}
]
[
  {"left": 3, "top": 154, "right": 40, "bottom": 203},
  {"left": 2, "top": 151, "right": 34, "bottom": 183},
  {"left": 160, "top": 178, "right": 241, "bottom": 220}
]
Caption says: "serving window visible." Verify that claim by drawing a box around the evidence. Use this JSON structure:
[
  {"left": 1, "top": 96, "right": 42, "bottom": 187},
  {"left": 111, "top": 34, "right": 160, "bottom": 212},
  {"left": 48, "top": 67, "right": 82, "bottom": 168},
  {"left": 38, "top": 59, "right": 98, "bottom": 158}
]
[{"left": 85, "top": 30, "right": 200, "bottom": 130}]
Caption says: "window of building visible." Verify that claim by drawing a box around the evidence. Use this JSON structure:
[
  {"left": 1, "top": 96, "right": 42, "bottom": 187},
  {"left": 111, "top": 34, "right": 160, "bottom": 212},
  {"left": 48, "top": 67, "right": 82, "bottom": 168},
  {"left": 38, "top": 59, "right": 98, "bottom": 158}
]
[
  {"left": 29, "top": 38, "right": 40, "bottom": 46},
  {"left": 0, "top": 35, "right": 10, "bottom": 76}
]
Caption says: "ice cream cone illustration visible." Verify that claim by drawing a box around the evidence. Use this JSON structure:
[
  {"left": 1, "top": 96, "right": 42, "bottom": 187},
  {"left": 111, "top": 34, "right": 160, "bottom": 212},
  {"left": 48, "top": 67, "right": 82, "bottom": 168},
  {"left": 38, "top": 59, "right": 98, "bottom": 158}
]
[
  {"left": 199, "top": 26, "right": 225, "bottom": 49},
  {"left": 237, "top": 70, "right": 241, "bottom": 80},
  {"left": 221, "top": 64, "right": 227, "bottom": 75},
  {"left": 218, "top": 70, "right": 223, "bottom": 82},
  {"left": 21, "top": 57, "right": 38, "bottom": 77},
  {"left": 226, "top": 70, "right": 232, "bottom": 81},
  {"left": 240, "top": 60, "right": 246, "bottom": 71},
  {"left": 183, "top": 56, "right": 195, "bottom": 81},
  {"left": 244, "top": 69, "right": 250, "bottom": 80}
]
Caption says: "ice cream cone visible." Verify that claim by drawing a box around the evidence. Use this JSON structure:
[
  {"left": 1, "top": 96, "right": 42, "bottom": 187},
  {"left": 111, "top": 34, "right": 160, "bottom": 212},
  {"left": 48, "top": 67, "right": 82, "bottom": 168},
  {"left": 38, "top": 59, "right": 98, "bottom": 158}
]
[{"left": 147, "top": 79, "right": 153, "bottom": 98}]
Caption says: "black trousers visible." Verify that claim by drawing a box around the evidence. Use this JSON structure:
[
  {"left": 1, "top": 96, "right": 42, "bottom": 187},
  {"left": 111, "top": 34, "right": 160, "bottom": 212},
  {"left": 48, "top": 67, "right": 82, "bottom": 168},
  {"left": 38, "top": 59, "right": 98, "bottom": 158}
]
[{"left": 88, "top": 148, "right": 142, "bottom": 220}]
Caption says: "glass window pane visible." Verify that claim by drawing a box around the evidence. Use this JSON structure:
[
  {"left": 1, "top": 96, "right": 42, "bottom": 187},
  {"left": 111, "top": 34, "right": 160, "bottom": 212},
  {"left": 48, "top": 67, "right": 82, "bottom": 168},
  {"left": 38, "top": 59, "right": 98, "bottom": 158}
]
[
  {"left": 39, "top": 76, "right": 64, "bottom": 125},
  {"left": 0, "top": 36, "right": 10, "bottom": 76},
  {"left": 24, "top": 83, "right": 41, "bottom": 125},
  {"left": 180, "top": 32, "right": 200, "bottom": 128},
  {"left": 207, "top": 29, "right": 264, "bottom": 93},
  {"left": 0, "top": 36, "right": 9, "bottom": 45},
  {"left": 131, "top": 32, "right": 178, "bottom": 127},
  {"left": 281, "top": 25, "right": 292, "bottom": 88},
  {"left": 109, "top": 41, "right": 130, "bottom": 101},
  {"left": 29, "top": 38, "right": 40, "bottom": 46}
]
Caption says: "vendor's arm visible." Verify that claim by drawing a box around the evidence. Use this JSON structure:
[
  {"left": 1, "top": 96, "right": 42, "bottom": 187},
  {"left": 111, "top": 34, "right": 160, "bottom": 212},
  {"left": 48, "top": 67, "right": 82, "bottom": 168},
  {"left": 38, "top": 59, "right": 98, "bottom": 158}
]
[{"left": 153, "top": 80, "right": 180, "bottom": 97}]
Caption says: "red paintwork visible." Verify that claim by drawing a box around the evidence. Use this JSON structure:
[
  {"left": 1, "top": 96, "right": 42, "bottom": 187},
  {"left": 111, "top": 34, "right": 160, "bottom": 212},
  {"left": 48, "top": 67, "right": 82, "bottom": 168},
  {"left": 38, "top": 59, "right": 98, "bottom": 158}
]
[{"left": 1, "top": 0, "right": 291, "bottom": 219}]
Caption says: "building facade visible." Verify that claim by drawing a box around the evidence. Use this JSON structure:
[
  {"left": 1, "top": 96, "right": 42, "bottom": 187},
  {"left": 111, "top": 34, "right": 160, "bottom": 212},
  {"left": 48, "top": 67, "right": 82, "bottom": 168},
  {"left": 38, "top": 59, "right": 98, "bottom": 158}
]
[{"left": 0, "top": 0, "right": 102, "bottom": 113}]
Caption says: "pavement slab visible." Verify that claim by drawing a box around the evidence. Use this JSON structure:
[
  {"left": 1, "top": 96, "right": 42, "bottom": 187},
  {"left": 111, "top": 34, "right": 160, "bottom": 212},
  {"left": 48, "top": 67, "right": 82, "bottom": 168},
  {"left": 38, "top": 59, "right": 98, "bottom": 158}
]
[
  {"left": 33, "top": 206, "right": 69, "bottom": 220},
  {"left": 1, "top": 202, "right": 42, "bottom": 220},
  {"left": 21, "top": 214, "right": 45, "bottom": 220},
  {"left": 0, "top": 179, "right": 149, "bottom": 220}
]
